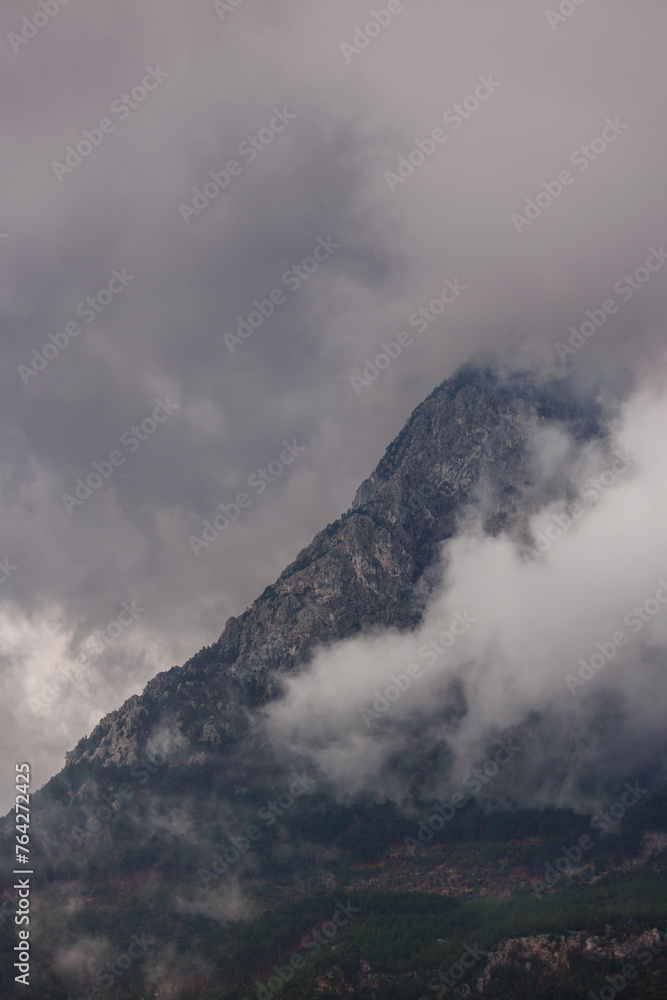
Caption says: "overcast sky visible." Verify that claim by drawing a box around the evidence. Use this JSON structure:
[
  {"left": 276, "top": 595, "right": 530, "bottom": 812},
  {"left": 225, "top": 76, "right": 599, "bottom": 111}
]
[{"left": 0, "top": 0, "right": 666, "bottom": 813}]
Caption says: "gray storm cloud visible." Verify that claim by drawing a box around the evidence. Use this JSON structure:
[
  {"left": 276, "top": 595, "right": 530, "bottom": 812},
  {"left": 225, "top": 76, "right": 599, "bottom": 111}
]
[{"left": 0, "top": 0, "right": 666, "bottom": 810}]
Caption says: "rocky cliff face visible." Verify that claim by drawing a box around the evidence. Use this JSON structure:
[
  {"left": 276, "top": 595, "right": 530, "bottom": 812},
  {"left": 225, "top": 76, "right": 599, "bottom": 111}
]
[{"left": 59, "top": 365, "right": 603, "bottom": 779}]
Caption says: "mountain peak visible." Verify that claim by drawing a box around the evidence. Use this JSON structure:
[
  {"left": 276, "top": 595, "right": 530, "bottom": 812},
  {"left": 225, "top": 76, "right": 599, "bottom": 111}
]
[{"left": 57, "top": 364, "right": 602, "bottom": 778}]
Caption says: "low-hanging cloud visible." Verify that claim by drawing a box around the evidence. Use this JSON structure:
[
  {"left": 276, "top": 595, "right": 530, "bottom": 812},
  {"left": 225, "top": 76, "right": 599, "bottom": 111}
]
[{"left": 264, "top": 377, "right": 667, "bottom": 814}]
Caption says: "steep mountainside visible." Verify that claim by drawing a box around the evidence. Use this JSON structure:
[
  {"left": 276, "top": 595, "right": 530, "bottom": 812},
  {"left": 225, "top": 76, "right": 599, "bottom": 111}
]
[{"left": 58, "top": 365, "right": 603, "bottom": 777}]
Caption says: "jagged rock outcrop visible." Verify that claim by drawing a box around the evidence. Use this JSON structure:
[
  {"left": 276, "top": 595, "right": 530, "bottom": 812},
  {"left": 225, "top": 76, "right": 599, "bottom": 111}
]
[{"left": 478, "top": 928, "right": 667, "bottom": 989}]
